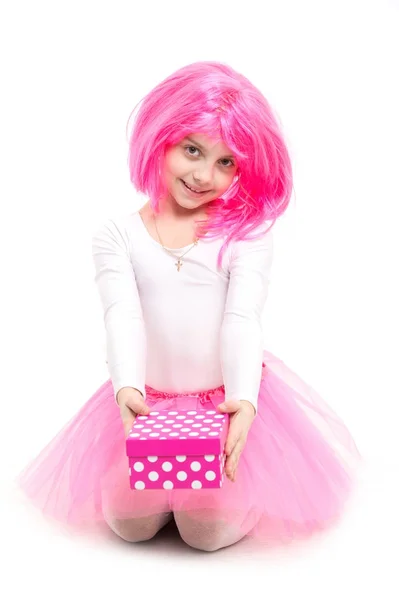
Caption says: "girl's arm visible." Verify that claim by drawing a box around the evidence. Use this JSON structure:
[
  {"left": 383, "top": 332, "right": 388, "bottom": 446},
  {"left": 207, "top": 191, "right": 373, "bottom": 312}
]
[
  {"left": 91, "top": 218, "right": 147, "bottom": 403},
  {"left": 220, "top": 227, "right": 274, "bottom": 414}
]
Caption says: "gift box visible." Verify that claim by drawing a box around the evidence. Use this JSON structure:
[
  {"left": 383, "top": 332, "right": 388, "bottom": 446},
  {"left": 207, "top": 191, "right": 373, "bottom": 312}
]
[{"left": 126, "top": 408, "right": 229, "bottom": 490}]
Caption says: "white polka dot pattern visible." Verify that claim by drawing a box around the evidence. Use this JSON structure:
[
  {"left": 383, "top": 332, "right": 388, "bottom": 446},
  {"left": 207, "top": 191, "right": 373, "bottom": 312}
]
[
  {"left": 132, "top": 410, "right": 225, "bottom": 440},
  {"left": 126, "top": 409, "right": 228, "bottom": 490}
]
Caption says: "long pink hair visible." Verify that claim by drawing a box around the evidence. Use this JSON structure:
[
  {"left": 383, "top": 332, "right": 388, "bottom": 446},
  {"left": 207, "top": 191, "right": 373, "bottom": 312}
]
[{"left": 127, "top": 61, "right": 293, "bottom": 267}]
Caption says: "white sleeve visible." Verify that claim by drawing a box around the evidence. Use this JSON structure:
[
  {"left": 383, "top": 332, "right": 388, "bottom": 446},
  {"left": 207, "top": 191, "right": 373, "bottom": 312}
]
[
  {"left": 220, "top": 227, "right": 274, "bottom": 413},
  {"left": 91, "top": 218, "right": 147, "bottom": 402}
]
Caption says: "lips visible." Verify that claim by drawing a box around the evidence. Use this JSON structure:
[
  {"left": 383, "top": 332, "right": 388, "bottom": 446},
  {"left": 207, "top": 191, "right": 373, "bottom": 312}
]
[{"left": 181, "top": 179, "right": 210, "bottom": 194}]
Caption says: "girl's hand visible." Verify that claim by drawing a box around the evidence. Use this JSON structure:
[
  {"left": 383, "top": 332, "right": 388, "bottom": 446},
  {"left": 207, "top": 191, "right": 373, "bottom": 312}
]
[
  {"left": 217, "top": 399, "right": 256, "bottom": 482},
  {"left": 116, "top": 387, "right": 151, "bottom": 438}
]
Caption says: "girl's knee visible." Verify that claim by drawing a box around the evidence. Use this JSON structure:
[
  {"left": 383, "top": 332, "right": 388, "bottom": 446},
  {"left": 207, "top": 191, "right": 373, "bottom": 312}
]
[
  {"left": 174, "top": 509, "right": 241, "bottom": 552},
  {"left": 105, "top": 512, "right": 172, "bottom": 543}
]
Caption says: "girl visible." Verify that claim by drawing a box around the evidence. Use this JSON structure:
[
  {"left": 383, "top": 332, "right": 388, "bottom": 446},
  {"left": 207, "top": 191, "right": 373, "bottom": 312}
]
[{"left": 16, "top": 61, "right": 361, "bottom": 552}]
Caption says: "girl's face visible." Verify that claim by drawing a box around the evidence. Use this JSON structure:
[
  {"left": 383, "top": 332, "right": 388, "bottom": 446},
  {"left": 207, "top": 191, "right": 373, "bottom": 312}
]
[{"left": 162, "top": 133, "right": 238, "bottom": 212}]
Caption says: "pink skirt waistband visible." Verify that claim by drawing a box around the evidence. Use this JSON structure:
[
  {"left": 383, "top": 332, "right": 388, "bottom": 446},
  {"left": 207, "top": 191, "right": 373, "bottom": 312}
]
[{"left": 144, "top": 363, "right": 267, "bottom": 404}]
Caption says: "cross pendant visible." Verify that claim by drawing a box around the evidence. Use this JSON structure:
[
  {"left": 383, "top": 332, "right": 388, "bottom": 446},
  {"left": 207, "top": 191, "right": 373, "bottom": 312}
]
[{"left": 175, "top": 259, "right": 183, "bottom": 272}]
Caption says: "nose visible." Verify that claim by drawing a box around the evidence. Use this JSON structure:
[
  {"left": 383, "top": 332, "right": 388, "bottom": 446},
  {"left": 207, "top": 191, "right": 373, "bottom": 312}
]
[{"left": 193, "top": 162, "right": 213, "bottom": 186}]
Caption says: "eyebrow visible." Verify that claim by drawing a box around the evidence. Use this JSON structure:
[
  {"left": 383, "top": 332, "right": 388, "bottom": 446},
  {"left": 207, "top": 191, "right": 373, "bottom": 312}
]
[{"left": 184, "top": 137, "right": 235, "bottom": 159}]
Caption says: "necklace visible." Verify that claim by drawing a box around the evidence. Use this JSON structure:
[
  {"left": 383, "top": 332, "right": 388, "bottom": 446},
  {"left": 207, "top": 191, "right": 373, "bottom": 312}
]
[{"left": 153, "top": 216, "right": 199, "bottom": 272}]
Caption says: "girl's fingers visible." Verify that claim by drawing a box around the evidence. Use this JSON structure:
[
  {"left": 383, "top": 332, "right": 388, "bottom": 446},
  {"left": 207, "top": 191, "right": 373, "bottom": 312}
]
[
  {"left": 225, "top": 454, "right": 240, "bottom": 482},
  {"left": 225, "top": 428, "right": 241, "bottom": 456},
  {"left": 120, "top": 401, "right": 150, "bottom": 437},
  {"left": 122, "top": 420, "right": 133, "bottom": 438},
  {"left": 125, "top": 398, "right": 151, "bottom": 415},
  {"left": 225, "top": 416, "right": 246, "bottom": 455},
  {"left": 225, "top": 436, "right": 244, "bottom": 478},
  {"left": 121, "top": 408, "right": 136, "bottom": 437},
  {"left": 230, "top": 437, "right": 246, "bottom": 462},
  {"left": 217, "top": 399, "right": 241, "bottom": 413},
  {"left": 225, "top": 454, "right": 235, "bottom": 479},
  {"left": 225, "top": 429, "right": 248, "bottom": 480}
]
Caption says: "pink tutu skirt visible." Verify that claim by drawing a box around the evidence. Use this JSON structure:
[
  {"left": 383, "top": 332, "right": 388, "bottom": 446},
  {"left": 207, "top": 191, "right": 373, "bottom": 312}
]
[{"left": 16, "top": 349, "right": 361, "bottom": 544}]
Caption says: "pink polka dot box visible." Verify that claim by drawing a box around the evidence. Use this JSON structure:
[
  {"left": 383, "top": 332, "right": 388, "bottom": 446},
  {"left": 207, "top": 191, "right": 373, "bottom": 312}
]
[{"left": 126, "top": 409, "right": 229, "bottom": 490}]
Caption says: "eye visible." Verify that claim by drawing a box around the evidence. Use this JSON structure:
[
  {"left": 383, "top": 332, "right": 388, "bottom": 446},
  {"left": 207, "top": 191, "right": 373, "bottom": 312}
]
[
  {"left": 184, "top": 145, "right": 201, "bottom": 157},
  {"left": 219, "top": 158, "right": 235, "bottom": 168}
]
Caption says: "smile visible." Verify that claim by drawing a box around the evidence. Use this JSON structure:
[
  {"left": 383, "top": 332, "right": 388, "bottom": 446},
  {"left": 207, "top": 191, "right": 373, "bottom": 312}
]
[{"left": 181, "top": 179, "right": 211, "bottom": 195}]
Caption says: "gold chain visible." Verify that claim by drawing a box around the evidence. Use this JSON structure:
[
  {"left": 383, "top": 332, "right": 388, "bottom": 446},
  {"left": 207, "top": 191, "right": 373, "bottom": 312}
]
[{"left": 153, "top": 216, "right": 199, "bottom": 272}]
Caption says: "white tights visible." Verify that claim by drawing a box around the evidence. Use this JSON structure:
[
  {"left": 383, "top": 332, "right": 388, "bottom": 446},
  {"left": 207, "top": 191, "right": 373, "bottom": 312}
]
[{"left": 104, "top": 508, "right": 255, "bottom": 552}]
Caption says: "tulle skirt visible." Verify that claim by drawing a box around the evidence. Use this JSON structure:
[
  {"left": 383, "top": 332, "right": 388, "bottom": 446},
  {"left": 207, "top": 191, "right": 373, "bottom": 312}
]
[{"left": 15, "top": 349, "right": 361, "bottom": 544}]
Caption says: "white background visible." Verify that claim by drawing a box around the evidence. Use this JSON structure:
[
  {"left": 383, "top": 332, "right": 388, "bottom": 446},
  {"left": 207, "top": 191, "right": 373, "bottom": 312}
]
[{"left": 1, "top": 0, "right": 398, "bottom": 598}]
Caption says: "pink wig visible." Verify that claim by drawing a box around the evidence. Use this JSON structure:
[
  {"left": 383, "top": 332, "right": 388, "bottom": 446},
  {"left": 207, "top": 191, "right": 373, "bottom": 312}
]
[{"left": 127, "top": 61, "right": 293, "bottom": 267}]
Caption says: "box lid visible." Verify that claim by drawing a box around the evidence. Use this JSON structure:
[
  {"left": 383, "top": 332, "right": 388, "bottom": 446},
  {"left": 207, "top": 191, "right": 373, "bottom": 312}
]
[{"left": 126, "top": 409, "right": 229, "bottom": 457}]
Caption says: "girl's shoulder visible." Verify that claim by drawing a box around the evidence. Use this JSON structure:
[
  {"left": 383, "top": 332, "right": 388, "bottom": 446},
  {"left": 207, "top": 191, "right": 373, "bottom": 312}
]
[
  {"left": 229, "top": 221, "right": 274, "bottom": 253},
  {"left": 92, "top": 210, "right": 141, "bottom": 238}
]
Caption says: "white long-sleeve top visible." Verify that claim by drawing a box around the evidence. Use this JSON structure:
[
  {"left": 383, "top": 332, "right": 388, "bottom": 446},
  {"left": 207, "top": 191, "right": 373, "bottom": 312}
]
[{"left": 91, "top": 210, "right": 273, "bottom": 412}]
